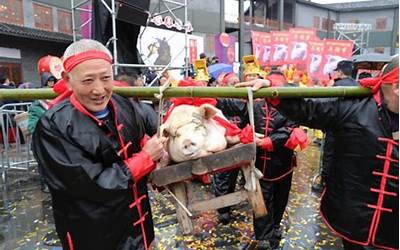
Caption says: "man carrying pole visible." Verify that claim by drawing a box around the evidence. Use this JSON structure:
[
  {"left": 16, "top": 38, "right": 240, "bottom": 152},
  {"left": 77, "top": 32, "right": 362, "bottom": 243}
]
[
  {"left": 237, "top": 55, "right": 399, "bottom": 250},
  {"left": 32, "top": 39, "right": 166, "bottom": 250}
]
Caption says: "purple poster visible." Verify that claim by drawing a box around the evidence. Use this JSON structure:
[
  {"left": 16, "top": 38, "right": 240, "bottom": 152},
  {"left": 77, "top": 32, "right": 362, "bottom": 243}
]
[
  {"left": 80, "top": 4, "right": 92, "bottom": 39},
  {"left": 214, "top": 33, "right": 236, "bottom": 64}
]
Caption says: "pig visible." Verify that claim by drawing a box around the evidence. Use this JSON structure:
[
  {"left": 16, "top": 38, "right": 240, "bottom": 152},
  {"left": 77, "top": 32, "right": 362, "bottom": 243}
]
[
  {"left": 309, "top": 54, "right": 322, "bottom": 74},
  {"left": 273, "top": 44, "right": 288, "bottom": 62},
  {"left": 323, "top": 55, "right": 346, "bottom": 75},
  {"left": 262, "top": 46, "right": 271, "bottom": 62},
  {"left": 160, "top": 104, "right": 240, "bottom": 163},
  {"left": 290, "top": 42, "right": 307, "bottom": 60}
]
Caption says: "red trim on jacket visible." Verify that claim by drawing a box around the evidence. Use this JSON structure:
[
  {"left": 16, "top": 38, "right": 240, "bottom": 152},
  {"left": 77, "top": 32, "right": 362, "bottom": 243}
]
[
  {"left": 66, "top": 232, "right": 74, "bottom": 250},
  {"left": 320, "top": 137, "right": 398, "bottom": 250},
  {"left": 70, "top": 94, "right": 104, "bottom": 126},
  {"left": 370, "top": 137, "right": 398, "bottom": 249},
  {"left": 131, "top": 183, "right": 149, "bottom": 250},
  {"left": 319, "top": 187, "right": 372, "bottom": 246}
]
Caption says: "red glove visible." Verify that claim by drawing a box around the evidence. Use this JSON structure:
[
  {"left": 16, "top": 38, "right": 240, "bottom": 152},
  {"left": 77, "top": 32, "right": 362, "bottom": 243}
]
[
  {"left": 260, "top": 137, "right": 273, "bottom": 151},
  {"left": 239, "top": 125, "right": 254, "bottom": 144},
  {"left": 124, "top": 151, "right": 155, "bottom": 181},
  {"left": 285, "top": 128, "right": 308, "bottom": 150}
]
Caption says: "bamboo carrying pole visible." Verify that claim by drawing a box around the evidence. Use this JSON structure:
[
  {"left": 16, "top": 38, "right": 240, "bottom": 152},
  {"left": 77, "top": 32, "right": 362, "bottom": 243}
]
[{"left": 0, "top": 87, "right": 372, "bottom": 101}]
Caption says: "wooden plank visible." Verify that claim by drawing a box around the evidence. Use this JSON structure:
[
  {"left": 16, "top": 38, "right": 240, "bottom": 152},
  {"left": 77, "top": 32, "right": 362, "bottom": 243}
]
[
  {"left": 169, "top": 182, "right": 193, "bottom": 234},
  {"left": 151, "top": 143, "right": 256, "bottom": 186},
  {"left": 242, "top": 165, "right": 268, "bottom": 218},
  {"left": 188, "top": 190, "right": 248, "bottom": 214}
]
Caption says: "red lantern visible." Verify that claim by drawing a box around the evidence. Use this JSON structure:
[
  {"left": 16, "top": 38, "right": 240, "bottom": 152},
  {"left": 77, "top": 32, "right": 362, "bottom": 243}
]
[{"left": 37, "top": 55, "right": 63, "bottom": 79}]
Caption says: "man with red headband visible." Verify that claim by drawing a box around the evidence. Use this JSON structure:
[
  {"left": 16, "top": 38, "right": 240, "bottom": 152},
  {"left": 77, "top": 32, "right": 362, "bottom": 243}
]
[
  {"left": 237, "top": 55, "right": 399, "bottom": 250},
  {"left": 32, "top": 39, "right": 165, "bottom": 250}
]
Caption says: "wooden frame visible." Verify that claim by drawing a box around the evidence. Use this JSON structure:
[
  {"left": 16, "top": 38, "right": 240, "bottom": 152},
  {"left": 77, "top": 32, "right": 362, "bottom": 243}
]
[{"left": 151, "top": 143, "right": 267, "bottom": 234}]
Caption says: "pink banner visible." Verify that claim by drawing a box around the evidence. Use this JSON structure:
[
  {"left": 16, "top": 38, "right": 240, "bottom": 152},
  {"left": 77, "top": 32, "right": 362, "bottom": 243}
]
[
  {"left": 189, "top": 39, "right": 198, "bottom": 64},
  {"left": 320, "top": 39, "right": 354, "bottom": 78},
  {"left": 80, "top": 4, "right": 92, "bottom": 39},
  {"left": 288, "top": 28, "right": 317, "bottom": 67},
  {"left": 251, "top": 31, "right": 272, "bottom": 66},
  {"left": 307, "top": 40, "right": 325, "bottom": 80},
  {"left": 270, "top": 31, "right": 290, "bottom": 66}
]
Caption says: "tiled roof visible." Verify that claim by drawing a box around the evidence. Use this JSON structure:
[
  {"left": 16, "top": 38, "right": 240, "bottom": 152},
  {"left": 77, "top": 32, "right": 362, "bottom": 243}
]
[
  {"left": 297, "top": 0, "right": 398, "bottom": 12},
  {"left": 325, "top": 0, "right": 398, "bottom": 11},
  {"left": 0, "top": 22, "right": 73, "bottom": 43}
]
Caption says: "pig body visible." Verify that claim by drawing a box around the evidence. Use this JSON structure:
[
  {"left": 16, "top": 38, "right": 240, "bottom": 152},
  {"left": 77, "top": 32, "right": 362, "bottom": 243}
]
[{"left": 161, "top": 104, "right": 233, "bottom": 163}]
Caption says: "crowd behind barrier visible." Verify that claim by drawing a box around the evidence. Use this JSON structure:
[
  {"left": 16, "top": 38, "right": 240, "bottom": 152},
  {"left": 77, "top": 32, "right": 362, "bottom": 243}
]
[{"left": 0, "top": 102, "right": 36, "bottom": 181}]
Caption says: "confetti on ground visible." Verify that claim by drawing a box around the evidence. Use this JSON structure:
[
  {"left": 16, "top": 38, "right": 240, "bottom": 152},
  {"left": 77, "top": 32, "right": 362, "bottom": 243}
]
[{"left": 0, "top": 140, "right": 343, "bottom": 249}]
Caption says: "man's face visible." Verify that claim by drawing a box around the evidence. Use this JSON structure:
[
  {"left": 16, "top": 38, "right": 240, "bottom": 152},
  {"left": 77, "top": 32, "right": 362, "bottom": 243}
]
[
  {"left": 227, "top": 75, "right": 240, "bottom": 86},
  {"left": 245, "top": 73, "right": 259, "bottom": 81},
  {"left": 66, "top": 59, "right": 113, "bottom": 112},
  {"left": 381, "top": 83, "right": 399, "bottom": 113}
]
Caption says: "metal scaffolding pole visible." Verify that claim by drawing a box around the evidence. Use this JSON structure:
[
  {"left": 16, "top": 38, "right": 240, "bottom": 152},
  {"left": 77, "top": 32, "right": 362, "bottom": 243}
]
[{"left": 70, "top": 0, "right": 191, "bottom": 78}]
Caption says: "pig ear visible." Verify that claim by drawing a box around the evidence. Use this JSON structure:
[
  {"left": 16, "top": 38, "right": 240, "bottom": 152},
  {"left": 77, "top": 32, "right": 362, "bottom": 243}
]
[
  {"left": 199, "top": 104, "right": 218, "bottom": 119},
  {"left": 160, "top": 124, "right": 170, "bottom": 137}
]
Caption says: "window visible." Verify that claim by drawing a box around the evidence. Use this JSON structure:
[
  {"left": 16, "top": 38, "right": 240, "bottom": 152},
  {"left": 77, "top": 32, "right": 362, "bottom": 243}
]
[
  {"left": 33, "top": 3, "right": 53, "bottom": 31},
  {"left": 376, "top": 17, "right": 387, "bottom": 30},
  {"left": 313, "top": 16, "right": 320, "bottom": 29},
  {"left": 58, "top": 9, "right": 72, "bottom": 34},
  {"left": 374, "top": 47, "right": 385, "bottom": 54},
  {"left": 0, "top": 0, "right": 24, "bottom": 25},
  {"left": 0, "top": 63, "right": 22, "bottom": 85}
]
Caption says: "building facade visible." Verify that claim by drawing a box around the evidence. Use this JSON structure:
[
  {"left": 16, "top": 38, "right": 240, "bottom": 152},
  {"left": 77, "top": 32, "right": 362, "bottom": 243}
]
[{"left": 0, "top": 0, "right": 72, "bottom": 86}]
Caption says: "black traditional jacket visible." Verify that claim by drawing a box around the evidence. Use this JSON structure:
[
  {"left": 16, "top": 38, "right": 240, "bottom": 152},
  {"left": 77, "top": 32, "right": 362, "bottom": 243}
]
[
  {"left": 275, "top": 95, "right": 398, "bottom": 250},
  {"left": 32, "top": 94, "right": 154, "bottom": 250},
  {"left": 217, "top": 99, "right": 297, "bottom": 180}
]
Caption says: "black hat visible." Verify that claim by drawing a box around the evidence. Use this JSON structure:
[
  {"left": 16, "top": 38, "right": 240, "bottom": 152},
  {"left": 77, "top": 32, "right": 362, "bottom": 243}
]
[{"left": 334, "top": 60, "right": 353, "bottom": 76}]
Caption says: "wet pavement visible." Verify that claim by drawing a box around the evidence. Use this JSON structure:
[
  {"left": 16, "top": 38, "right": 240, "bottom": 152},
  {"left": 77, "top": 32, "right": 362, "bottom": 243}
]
[{"left": 0, "top": 142, "right": 343, "bottom": 250}]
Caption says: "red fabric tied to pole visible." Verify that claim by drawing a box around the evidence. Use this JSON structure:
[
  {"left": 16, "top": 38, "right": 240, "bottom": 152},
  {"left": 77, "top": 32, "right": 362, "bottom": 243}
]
[
  {"left": 359, "top": 67, "right": 399, "bottom": 94},
  {"left": 284, "top": 128, "right": 308, "bottom": 151}
]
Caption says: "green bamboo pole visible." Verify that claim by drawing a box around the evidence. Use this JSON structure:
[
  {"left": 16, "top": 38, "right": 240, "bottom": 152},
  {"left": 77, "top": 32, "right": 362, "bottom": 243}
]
[{"left": 0, "top": 87, "right": 371, "bottom": 101}]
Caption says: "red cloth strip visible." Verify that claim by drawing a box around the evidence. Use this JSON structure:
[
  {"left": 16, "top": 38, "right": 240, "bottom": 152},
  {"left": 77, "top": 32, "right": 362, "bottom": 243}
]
[
  {"left": 284, "top": 127, "right": 308, "bottom": 151},
  {"left": 63, "top": 50, "right": 112, "bottom": 73},
  {"left": 372, "top": 171, "right": 399, "bottom": 180},
  {"left": 367, "top": 204, "right": 393, "bottom": 213},
  {"left": 359, "top": 67, "right": 399, "bottom": 94},
  {"left": 129, "top": 194, "right": 147, "bottom": 209},
  {"left": 369, "top": 188, "right": 397, "bottom": 197}
]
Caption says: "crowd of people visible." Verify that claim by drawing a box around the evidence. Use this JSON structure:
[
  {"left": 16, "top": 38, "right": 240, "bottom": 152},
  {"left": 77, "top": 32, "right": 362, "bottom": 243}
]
[{"left": 1, "top": 38, "right": 397, "bottom": 250}]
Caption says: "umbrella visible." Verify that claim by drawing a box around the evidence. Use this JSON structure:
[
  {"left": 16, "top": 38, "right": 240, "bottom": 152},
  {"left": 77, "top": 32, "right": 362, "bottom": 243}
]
[
  {"left": 208, "top": 63, "right": 233, "bottom": 80},
  {"left": 352, "top": 53, "right": 392, "bottom": 70}
]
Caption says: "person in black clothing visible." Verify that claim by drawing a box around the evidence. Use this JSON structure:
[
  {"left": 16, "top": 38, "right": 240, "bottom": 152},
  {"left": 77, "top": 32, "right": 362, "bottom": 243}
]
[
  {"left": 32, "top": 39, "right": 166, "bottom": 250},
  {"left": 237, "top": 55, "right": 399, "bottom": 250},
  {"left": 314, "top": 61, "right": 360, "bottom": 193},
  {"left": 216, "top": 72, "right": 307, "bottom": 249},
  {"left": 332, "top": 60, "right": 358, "bottom": 87}
]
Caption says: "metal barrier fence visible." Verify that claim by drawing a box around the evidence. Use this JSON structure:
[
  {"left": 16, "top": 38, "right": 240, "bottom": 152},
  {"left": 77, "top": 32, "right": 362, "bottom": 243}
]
[{"left": 0, "top": 102, "right": 36, "bottom": 181}]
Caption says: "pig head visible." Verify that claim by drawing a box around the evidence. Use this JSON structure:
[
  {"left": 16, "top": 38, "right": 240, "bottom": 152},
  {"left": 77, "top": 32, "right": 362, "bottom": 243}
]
[{"left": 161, "top": 104, "right": 232, "bottom": 162}]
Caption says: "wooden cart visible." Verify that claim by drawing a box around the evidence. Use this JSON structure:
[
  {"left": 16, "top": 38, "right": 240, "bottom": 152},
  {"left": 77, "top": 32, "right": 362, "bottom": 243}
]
[{"left": 151, "top": 143, "right": 267, "bottom": 234}]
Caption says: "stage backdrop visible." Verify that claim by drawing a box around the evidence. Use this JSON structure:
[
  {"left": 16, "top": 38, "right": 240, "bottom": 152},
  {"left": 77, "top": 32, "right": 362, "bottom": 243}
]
[
  {"left": 214, "top": 33, "right": 236, "bottom": 65},
  {"left": 139, "top": 26, "right": 204, "bottom": 79}
]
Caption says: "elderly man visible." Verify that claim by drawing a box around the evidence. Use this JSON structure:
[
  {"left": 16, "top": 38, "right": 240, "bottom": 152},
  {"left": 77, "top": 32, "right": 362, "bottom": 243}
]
[
  {"left": 32, "top": 39, "right": 165, "bottom": 250},
  {"left": 238, "top": 56, "right": 399, "bottom": 250}
]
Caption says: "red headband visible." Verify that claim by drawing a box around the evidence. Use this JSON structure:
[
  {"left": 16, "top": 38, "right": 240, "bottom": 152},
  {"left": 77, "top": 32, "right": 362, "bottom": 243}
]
[
  {"left": 63, "top": 50, "right": 112, "bottom": 73},
  {"left": 359, "top": 67, "right": 399, "bottom": 93}
]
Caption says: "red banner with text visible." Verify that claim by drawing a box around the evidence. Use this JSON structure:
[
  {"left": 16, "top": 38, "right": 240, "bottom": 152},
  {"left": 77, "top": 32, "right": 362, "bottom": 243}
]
[
  {"left": 251, "top": 31, "right": 272, "bottom": 66},
  {"left": 270, "top": 31, "right": 290, "bottom": 66},
  {"left": 320, "top": 39, "right": 354, "bottom": 78}
]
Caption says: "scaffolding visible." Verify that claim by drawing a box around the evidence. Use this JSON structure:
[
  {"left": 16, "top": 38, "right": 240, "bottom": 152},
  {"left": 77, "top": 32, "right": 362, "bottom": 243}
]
[
  {"left": 333, "top": 23, "right": 372, "bottom": 55},
  {"left": 70, "top": 0, "right": 190, "bottom": 78}
]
